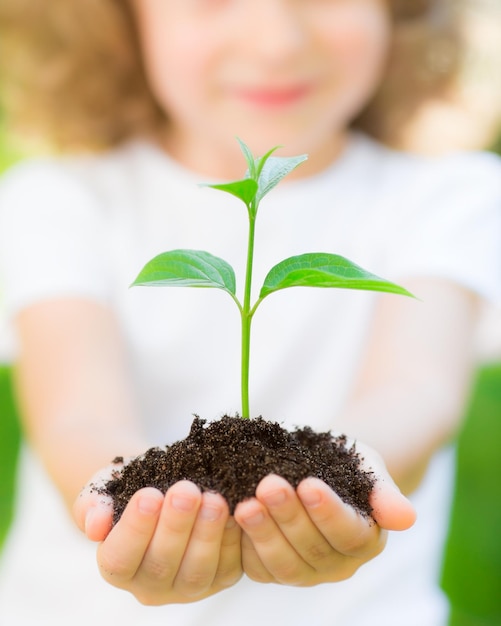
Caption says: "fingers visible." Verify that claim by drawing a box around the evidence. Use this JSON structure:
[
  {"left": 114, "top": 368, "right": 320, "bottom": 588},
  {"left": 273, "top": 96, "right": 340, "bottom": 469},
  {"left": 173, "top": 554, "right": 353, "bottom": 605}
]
[
  {"left": 210, "top": 515, "right": 243, "bottom": 590},
  {"left": 170, "top": 491, "right": 234, "bottom": 597},
  {"left": 167, "top": 497, "right": 242, "bottom": 596},
  {"left": 97, "top": 487, "right": 165, "bottom": 588},
  {"left": 73, "top": 460, "right": 126, "bottom": 541},
  {"left": 235, "top": 474, "right": 390, "bottom": 586},
  {"left": 83, "top": 499, "right": 115, "bottom": 541},
  {"left": 73, "top": 487, "right": 114, "bottom": 542},
  {"left": 96, "top": 482, "right": 242, "bottom": 605},
  {"left": 296, "top": 477, "right": 386, "bottom": 559},
  {"left": 236, "top": 476, "right": 329, "bottom": 584},
  {"left": 240, "top": 527, "right": 275, "bottom": 584},
  {"left": 79, "top": 446, "right": 414, "bottom": 600},
  {"left": 369, "top": 477, "right": 417, "bottom": 530},
  {"left": 236, "top": 492, "right": 310, "bottom": 585},
  {"left": 354, "top": 441, "right": 417, "bottom": 530}
]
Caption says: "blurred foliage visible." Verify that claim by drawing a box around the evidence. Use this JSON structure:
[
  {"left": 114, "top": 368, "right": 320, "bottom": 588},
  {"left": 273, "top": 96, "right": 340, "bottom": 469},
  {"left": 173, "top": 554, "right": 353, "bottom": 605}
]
[
  {"left": 489, "top": 131, "right": 501, "bottom": 155},
  {"left": 0, "top": 124, "right": 23, "bottom": 172},
  {"left": 0, "top": 367, "right": 21, "bottom": 552},
  {"left": 0, "top": 114, "right": 23, "bottom": 552},
  {"left": 442, "top": 362, "right": 501, "bottom": 626}
]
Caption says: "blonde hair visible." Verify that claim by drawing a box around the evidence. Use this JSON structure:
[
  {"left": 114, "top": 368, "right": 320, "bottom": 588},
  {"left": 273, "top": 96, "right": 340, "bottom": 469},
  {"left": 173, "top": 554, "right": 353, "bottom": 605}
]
[{"left": 0, "top": 0, "right": 461, "bottom": 152}]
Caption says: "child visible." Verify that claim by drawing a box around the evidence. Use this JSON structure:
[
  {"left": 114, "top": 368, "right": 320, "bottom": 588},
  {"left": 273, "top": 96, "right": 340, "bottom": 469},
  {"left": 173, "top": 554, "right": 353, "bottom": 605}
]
[{"left": 0, "top": 1, "right": 500, "bottom": 624}]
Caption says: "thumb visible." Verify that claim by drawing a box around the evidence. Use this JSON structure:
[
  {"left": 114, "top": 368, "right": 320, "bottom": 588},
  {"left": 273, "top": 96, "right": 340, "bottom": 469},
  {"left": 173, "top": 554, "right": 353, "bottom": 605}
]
[
  {"left": 72, "top": 462, "right": 122, "bottom": 541},
  {"left": 354, "top": 440, "right": 416, "bottom": 531},
  {"left": 370, "top": 475, "right": 416, "bottom": 530}
]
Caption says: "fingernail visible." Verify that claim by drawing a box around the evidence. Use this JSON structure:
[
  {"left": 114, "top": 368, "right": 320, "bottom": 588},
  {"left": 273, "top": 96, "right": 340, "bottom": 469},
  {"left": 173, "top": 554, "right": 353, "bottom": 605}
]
[
  {"left": 200, "top": 504, "right": 222, "bottom": 522},
  {"left": 85, "top": 507, "right": 96, "bottom": 534},
  {"left": 138, "top": 493, "right": 162, "bottom": 515},
  {"left": 262, "top": 488, "right": 287, "bottom": 507},
  {"left": 171, "top": 494, "right": 197, "bottom": 512},
  {"left": 300, "top": 487, "right": 322, "bottom": 508},
  {"left": 199, "top": 492, "right": 224, "bottom": 521},
  {"left": 243, "top": 511, "right": 265, "bottom": 526}
]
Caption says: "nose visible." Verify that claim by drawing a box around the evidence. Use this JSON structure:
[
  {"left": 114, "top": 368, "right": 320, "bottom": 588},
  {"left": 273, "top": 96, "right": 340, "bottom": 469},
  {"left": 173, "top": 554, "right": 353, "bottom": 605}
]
[{"left": 235, "top": 0, "right": 307, "bottom": 65}]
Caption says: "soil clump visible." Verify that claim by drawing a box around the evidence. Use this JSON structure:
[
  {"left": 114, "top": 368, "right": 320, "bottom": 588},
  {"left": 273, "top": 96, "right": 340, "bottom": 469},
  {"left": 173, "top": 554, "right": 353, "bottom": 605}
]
[{"left": 102, "top": 415, "right": 375, "bottom": 525}]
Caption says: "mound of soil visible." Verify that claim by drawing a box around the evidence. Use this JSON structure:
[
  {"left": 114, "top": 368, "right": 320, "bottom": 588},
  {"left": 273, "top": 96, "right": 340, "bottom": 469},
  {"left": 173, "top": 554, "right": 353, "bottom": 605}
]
[{"left": 102, "top": 415, "right": 375, "bottom": 525}]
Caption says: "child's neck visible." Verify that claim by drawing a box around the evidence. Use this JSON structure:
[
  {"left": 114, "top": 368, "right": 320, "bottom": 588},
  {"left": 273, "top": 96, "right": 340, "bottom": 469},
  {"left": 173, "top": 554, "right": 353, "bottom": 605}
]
[{"left": 159, "top": 128, "right": 350, "bottom": 182}]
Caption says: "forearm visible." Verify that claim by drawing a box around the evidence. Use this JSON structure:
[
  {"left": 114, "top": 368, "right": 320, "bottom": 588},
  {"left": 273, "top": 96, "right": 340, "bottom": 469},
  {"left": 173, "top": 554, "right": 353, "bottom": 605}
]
[
  {"left": 26, "top": 412, "right": 149, "bottom": 509},
  {"left": 13, "top": 298, "right": 151, "bottom": 510},
  {"left": 334, "top": 380, "right": 469, "bottom": 495},
  {"left": 333, "top": 279, "right": 479, "bottom": 495}
]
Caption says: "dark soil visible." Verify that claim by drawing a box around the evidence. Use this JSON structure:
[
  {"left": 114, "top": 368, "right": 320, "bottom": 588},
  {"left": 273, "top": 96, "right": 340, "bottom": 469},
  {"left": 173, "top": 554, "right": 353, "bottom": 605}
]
[{"left": 102, "top": 415, "right": 375, "bottom": 526}]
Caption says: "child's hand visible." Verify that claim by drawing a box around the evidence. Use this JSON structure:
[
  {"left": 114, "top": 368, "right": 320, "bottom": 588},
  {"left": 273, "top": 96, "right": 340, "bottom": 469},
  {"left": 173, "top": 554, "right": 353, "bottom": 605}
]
[
  {"left": 234, "top": 444, "right": 416, "bottom": 587},
  {"left": 73, "top": 443, "right": 414, "bottom": 599},
  {"left": 73, "top": 466, "right": 243, "bottom": 605}
]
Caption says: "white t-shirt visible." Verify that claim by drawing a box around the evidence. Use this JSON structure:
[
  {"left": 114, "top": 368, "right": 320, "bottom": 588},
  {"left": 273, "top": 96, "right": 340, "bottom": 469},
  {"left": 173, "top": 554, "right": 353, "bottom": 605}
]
[{"left": 0, "top": 133, "right": 500, "bottom": 625}]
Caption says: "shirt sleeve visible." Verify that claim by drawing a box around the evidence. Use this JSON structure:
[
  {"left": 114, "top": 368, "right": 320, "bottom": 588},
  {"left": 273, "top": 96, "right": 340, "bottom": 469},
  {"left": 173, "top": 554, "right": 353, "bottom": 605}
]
[
  {"left": 0, "top": 158, "right": 113, "bottom": 319},
  {"left": 386, "top": 150, "right": 501, "bottom": 305}
]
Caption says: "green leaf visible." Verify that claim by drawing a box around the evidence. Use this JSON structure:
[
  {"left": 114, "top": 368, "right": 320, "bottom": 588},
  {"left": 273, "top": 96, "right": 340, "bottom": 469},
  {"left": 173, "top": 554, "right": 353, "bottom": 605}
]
[
  {"left": 236, "top": 139, "right": 307, "bottom": 202},
  {"left": 254, "top": 145, "right": 282, "bottom": 179},
  {"left": 236, "top": 138, "right": 283, "bottom": 184},
  {"left": 236, "top": 137, "right": 257, "bottom": 179},
  {"left": 255, "top": 154, "right": 308, "bottom": 204},
  {"left": 259, "top": 253, "right": 415, "bottom": 299},
  {"left": 203, "top": 178, "right": 258, "bottom": 207},
  {"left": 132, "top": 249, "right": 237, "bottom": 296}
]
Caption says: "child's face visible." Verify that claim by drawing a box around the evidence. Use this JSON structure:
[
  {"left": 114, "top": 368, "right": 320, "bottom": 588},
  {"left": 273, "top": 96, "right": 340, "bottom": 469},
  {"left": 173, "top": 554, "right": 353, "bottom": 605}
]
[{"left": 132, "top": 0, "right": 391, "bottom": 176}]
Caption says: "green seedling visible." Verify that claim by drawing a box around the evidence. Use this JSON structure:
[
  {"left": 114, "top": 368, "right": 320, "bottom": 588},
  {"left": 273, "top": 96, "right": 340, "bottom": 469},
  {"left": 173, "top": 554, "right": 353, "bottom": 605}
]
[{"left": 132, "top": 139, "right": 413, "bottom": 418}]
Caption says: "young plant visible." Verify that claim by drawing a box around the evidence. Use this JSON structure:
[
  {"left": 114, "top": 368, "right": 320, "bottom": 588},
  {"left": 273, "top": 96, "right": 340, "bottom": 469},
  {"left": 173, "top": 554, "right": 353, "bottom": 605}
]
[{"left": 132, "top": 139, "right": 413, "bottom": 418}]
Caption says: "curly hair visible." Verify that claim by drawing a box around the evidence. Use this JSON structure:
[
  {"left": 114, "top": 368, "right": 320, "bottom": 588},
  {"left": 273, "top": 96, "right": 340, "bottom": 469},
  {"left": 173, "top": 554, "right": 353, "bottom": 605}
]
[{"left": 0, "top": 0, "right": 461, "bottom": 152}]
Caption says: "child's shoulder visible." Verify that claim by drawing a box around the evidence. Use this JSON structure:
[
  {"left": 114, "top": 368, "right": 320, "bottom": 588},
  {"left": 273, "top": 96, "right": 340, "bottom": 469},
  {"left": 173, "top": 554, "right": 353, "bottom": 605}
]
[
  {"left": 358, "top": 132, "right": 501, "bottom": 195},
  {"left": 344, "top": 134, "right": 501, "bottom": 242},
  {"left": 0, "top": 140, "right": 154, "bottom": 206},
  {"left": 0, "top": 154, "right": 90, "bottom": 223}
]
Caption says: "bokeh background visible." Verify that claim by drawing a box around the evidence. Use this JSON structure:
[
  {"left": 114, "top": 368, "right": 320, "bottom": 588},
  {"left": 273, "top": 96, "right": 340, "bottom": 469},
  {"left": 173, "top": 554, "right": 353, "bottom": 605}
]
[{"left": 1, "top": 1, "right": 500, "bottom": 624}]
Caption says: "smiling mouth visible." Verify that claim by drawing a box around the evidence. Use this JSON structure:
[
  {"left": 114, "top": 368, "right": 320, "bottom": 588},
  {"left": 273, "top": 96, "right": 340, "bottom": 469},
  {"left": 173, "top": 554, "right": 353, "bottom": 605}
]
[{"left": 233, "top": 84, "right": 313, "bottom": 107}]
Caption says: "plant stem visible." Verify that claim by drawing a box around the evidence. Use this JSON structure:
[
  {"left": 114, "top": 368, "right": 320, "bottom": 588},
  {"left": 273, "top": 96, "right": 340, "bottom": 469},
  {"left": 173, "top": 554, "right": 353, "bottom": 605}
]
[{"left": 241, "top": 206, "right": 257, "bottom": 418}]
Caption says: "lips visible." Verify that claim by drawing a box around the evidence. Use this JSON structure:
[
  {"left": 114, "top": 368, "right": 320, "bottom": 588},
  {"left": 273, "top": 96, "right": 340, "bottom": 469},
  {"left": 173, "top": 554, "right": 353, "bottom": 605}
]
[{"left": 232, "top": 83, "right": 313, "bottom": 107}]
